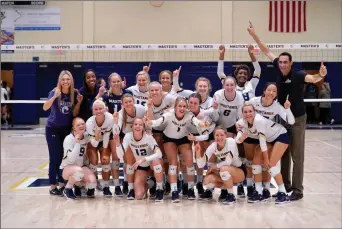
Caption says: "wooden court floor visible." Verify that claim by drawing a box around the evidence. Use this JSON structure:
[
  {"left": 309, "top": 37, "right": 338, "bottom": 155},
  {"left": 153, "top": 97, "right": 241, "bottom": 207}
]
[{"left": 1, "top": 128, "right": 341, "bottom": 228}]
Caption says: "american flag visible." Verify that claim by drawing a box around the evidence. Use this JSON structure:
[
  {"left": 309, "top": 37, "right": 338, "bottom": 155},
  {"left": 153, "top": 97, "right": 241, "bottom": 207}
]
[{"left": 269, "top": 1, "right": 307, "bottom": 33}]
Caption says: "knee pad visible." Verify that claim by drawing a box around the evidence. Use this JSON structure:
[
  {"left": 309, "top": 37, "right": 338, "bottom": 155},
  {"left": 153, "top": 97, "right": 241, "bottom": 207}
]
[
  {"left": 245, "top": 160, "right": 252, "bottom": 168},
  {"left": 168, "top": 165, "right": 177, "bottom": 175},
  {"left": 126, "top": 164, "right": 134, "bottom": 175},
  {"left": 72, "top": 171, "right": 84, "bottom": 182},
  {"left": 111, "top": 161, "right": 120, "bottom": 170},
  {"left": 269, "top": 163, "right": 281, "bottom": 177},
  {"left": 86, "top": 182, "right": 96, "bottom": 190},
  {"left": 252, "top": 165, "right": 262, "bottom": 175},
  {"left": 102, "top": 164, "right": 111, "bottom": 173},
  {"left": 153, "top": 164, "right": 163, "bottom": 174},
  {"left": 89, "top": 164, "right": 97, "bottom": 173},
  {"left": 219, "top": 171, "right": 231, "bottom": 181},
  {"left": 187, "top": 166, "right": 195, "bottom": 176}
]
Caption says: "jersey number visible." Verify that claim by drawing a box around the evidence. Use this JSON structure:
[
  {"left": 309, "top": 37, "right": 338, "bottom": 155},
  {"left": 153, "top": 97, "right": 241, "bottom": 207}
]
[
  {"left": 137, "top": 100, "right": 146, "bottom": 106},
  {"left": 223, "top": 110, "right": 231, "bottom": 116},
  {"left": 135, "top": 149, "right": 147, "bottom": 156},
  {"left": 79, "top": 147, "right": 85, "bottom": 156},
  {"left": 242, "top": 93, "right": 250, "bottom": 101}
]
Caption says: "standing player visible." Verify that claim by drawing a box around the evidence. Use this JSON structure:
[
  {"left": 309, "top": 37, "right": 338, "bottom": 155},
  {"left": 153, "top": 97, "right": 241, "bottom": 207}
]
[
  {"left": 145, "top": 97, "right": 208, "bottom": 202},
  {"left": 61, "top": 117, "right": 97, "bottom": 199},
  {"left": 126, "top": 71, "right": 150, "bottom": 106},
  {"left": 195, "top": 127, "right": 245, "bottom": 205},
  {"left": 43, "top": 70, "right": 78, "bottom": 196},
  {"left": 236, "top": 102, "right": 290, "bottom": 204},
  {"left": 100, "top": 72, "right": 132, "bottom": 196},
  {"left": 115, "top": 118, "right": 164, "bottom": 201},
  {"left": 249, "top": 82, "right": 294, "bottom": 199},
  {"left": 86, "top": 99, "right": 114, "bottom": 197},
  {"left": 217, "top": 44, "right": 261, "bottom": 101}
]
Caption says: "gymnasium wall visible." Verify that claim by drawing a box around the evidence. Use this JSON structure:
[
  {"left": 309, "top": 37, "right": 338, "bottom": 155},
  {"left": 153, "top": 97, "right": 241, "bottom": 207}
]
[{"left": 1, "top": 1, "right": 342, "bottom": 125}]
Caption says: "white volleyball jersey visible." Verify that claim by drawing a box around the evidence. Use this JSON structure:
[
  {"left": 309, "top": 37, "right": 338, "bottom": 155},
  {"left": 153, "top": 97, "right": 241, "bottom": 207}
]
[
  {"left": 121, "top": 132, "right": 160, "bottom": 167},
  {"left": 86, "top": 112, "right": 113, "bottom": 148},
  {"left": 152, "top": 110, "right": 201, "bottom": 139},
  {"left": 217, "top": 60, "right": 261, "bottom": 101},
  {"left": 126, "top": 85, "right": 149, "bottom": 106},
  {"left": 146, "top": 94, "right": 176, "bottom": 131},
  {"left": 200, "top": 96, "right": 214, "bottom": 110},
  {"left": 117, "top": 104, "right": 146, "bottom": 134},
  {"left": 249, "top": 96, "right": 295, "bottom": 124},
  {"left": 205, "top": 138, "right": 242, "bottom": 168},
  {"left": 236, "top": 113, "right": 287, "bottom": 152},
  {"left": 187, "top": 108, "right": 217, "bottom": 135},
  {"left": 213, "top": 89, "right": 244, "bottom": 129},
  {"left": 60, "top": 133, "right": 90, "bottom": 169}
]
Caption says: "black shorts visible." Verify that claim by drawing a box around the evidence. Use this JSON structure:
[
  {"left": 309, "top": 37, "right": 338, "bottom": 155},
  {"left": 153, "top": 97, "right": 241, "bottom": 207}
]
[
  {"left": 119, "top": 132, "right": 125, "bottom": 140},
  {"left": 271, "top": 133, "right": 289, "bottom": 145},
  {"left": 226, "top": 125, "right": 237, "bottom": 135},
  {"left": 191, "top": 132, "right": 214, "bottom": 142},
  {"left": 244, "top": 137, "right": 259, "bottom": 144},
  {"left": 237, "top": 163, "right": 247, "bottom": 177},
  {"left": 152, "top": 128, "right": 163, "bottom": 134},
  {"left": 109, "top": 132, "right": 114, "bottom": 140},
  {"left": 137, "top": 165, "right": 151, "bottom": 171},
  {"left": 163, "top": 135, "right": 190, "bottom": 146}
]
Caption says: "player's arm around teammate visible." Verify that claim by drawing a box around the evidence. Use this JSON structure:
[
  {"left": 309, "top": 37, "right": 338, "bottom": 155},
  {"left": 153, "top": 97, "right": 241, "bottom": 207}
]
[
  {"left": 145, "top": 97, "right": 208, "bottom": 203},
  {"left": 61, "top": 117, "right": 96, "bottom": 200}
]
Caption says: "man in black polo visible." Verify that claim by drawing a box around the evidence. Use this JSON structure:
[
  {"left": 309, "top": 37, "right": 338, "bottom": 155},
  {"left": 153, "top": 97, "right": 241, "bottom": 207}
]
[{"left": 247, "top": 22, "right": 327, "bottom": 201}]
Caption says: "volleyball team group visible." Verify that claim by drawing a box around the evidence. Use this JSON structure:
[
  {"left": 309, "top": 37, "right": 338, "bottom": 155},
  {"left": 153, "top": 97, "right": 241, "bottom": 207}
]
[{"left": 44, "top": 23, "right": 327, "bottom": 205}]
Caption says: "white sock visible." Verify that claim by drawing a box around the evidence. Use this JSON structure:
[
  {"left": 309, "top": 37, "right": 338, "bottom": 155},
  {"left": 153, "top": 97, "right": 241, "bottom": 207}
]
[
  {"left": 124, "top": 172, "right": 127, "bottom": 182},
  {"left": 247, "top": 178, "right": 253, "bottom": 187},
  {"left": 228, "top": 188, "right": 234, "bottom": 194},
  {"left": 221, "top": 185, "right": 227, "bottom": 190},
  {"left": 197, "top": 174, "right": 203, "bottom": 183},
  {"left": 188, "top": 181, "right": 194, "bottom": 189},
  {"left": 156, "top": 182, "right": 163, "bottom": 190},
  {"left": 264, "top": 182, "right": 271, "bottom": 190},
  {"left": 205, "top": 183, "right": 214, "bottom": 191},
  {"left": 278, "top": 184, "right": 286, "bottom": 193},
  {"left": 183, "top": 174, "right": 188, "bottom": 183},
  {"left": 255, "top": 182, "right": 263, "bottom": 195},
  {"left": 103, "top": 180, "right": 109, "bottom": 188},
  {"left": 66, "top": 182, "right": 73, "bottom": 189},
  {"left": 128, "top": 183, "right": 134, "bottom": 191},
  {"left": 171, "top": 183, "right": 177, "bottom": 192},
  {"left": 114, "top": 179, "right": 120, "bottom": 187}
]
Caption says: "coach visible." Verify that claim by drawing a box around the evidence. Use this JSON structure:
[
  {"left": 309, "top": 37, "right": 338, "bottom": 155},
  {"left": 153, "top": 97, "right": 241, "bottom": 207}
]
[{"left": 247, "top": 22, "right": 327, "bottom": 201}]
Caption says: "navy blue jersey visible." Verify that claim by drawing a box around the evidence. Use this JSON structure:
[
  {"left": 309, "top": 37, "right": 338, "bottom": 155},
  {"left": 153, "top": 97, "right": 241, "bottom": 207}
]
[{"left": 102, "top": 89, "right": 132, "bottom": 114}]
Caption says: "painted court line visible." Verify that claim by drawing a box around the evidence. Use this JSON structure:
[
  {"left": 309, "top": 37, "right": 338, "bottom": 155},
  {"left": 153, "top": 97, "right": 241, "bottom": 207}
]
[{"left": 314, "top": 139, "right": 342, "bottom": 150}]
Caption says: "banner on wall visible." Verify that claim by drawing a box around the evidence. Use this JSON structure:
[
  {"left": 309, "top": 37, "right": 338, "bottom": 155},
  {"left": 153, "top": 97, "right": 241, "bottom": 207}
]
[{"left": 0, "top": 6, "right": 60, "bottom": 30}]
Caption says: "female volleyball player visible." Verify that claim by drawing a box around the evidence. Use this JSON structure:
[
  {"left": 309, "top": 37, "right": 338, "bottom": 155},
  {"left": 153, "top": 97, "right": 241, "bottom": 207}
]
[
  {"left": 145, "top": 97, "right": 208, "bottom": 202},
  {"left": 43, "top": 70, "right": 77, "bottom": 196},
  {"left": 248, "top": 82, "right": 294, "bottom": 200},
  {"left": 115, "top": 118, "right": 164, "bottom": 201},
  {"left": 236, "top": 102, "right": 290, "bottom": 204},
  {"left": 86, "top": 99, "right": 114, "bottom": 197},
  {"left": 146, "top": 81, "right": 176, "bottom": 194},
  {"left": 195, "top": 127, "right": 245, "bottom": 205},
  {"left": 99, "top": 72, "right": 132, "bottom": 197},
  {"left": 187, "top": 93, "right": 218, "bottom": 195},
  {"left": 61, "top": 117, "right": 97, "bottom": 200},
  {"left": 126, "top": 71, "right": 150, "bottom": 106},
  {"left": 217, "top": 44, "right": 261, "bottom": 101}
]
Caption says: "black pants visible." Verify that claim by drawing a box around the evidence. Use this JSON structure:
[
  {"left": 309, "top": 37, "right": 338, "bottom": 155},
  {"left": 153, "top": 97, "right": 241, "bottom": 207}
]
[
  {"left": 319, "top": 108, "right": 331, "bottom": 124},
  {"left": 306, "top": 106, "right": 315, "bottom": 123},
  {"left": 45, "top": 125, "right": 71, "bottom": 185}
]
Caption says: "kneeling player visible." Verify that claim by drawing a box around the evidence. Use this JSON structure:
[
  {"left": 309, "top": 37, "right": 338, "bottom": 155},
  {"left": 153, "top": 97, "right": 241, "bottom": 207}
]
[
  {"left": 115, "top": 118, "right": 164, "bottom": 201},
  {"left": 195, "top": 127, "right": 245, "bottom": 205},
  {"left": 61, "top": 117, "right": 97, "bottom": 200}
]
